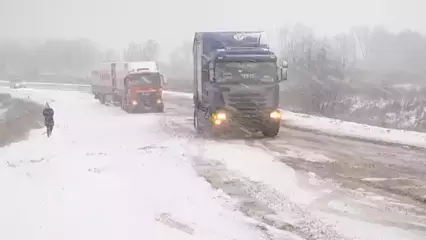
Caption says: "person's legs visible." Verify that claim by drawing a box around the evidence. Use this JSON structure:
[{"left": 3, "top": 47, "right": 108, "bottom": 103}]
[{"left": 46, "top": 125, "right": 53, "bottom": 137}]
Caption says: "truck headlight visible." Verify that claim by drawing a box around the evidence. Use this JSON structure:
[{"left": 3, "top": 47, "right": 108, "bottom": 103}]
[
  {"left": 212, "top": 111, "right": 227, "bottom": 125},
  {"left": 270, "top": 110, "right": 281, "bottom": 119},
  {"left": 132, "top": 100, "right": 138, "bottom": 106},
  {"left": 215, "top": 112, "right": 227, "bottom": 120}
]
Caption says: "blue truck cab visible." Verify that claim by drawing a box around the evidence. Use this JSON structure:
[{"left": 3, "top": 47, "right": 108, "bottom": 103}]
[{"left": 193, "top": 31, "right": 288, "bottom": 137}]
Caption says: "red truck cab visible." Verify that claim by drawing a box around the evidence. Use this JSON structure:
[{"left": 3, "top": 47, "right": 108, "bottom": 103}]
[{"left": 121, "top": 70, "right": 164, "bottom": 113}]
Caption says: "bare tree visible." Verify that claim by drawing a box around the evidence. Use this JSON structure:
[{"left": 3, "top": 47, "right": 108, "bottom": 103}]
[
  {"left": 141, "top": 39, "right": 159, "bottom": 61},
  {"left": 351, "top": 26, "right": 370, "bottom": 59}
]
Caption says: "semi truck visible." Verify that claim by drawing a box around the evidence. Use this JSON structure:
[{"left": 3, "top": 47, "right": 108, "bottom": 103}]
[
  {"left": 90, "top": 62, "right": 113, "bottom": 104},
  {"left": 90, "top": 61, "right": 165, "bottom": 113},
  {"left": 192, "top": 31, "right": 288, "bottom": 137}
]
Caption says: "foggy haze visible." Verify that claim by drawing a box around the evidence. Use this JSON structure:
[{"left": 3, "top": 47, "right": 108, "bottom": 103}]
[
  {"left": 1, "top": 0, "right": 424, "bottom": 59},
  {"left": 2, "top": 2, "right": 426, "bottom": 238},
  {"left": 2, "top": 0, "right": 426, "bottom": 132}
]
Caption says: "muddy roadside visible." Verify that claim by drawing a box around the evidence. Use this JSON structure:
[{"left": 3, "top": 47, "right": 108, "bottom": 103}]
[{"left": 0, "top": 93, "right": 44, "bottom": 147}]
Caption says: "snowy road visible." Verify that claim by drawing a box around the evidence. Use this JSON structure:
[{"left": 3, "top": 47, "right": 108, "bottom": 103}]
[
  {"left": 163, "top": 92, "right": 426, "bottom": 239},
  {"left": 1, "top": 88, "right": 426, "bottom": 240}
]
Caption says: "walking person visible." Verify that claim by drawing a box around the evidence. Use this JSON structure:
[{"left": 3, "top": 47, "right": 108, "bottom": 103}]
[{"left": 42, "top": 103, "right": 54, "bottom": 137}]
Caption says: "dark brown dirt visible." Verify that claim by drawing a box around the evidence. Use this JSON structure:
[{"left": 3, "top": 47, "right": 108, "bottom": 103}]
[{"left": 0, "top": 93, "right": 44, "bottom": 147}]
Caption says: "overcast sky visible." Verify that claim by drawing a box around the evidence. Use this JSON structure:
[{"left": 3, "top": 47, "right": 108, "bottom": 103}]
[{"left": 0, "top": 0, "right": 423, "bottom": 58}]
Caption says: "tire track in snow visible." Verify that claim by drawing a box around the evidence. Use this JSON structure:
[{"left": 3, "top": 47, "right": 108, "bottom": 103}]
[
  {"left": 190, "top": 145, "right": 349, "bottom": 240},
  {"left": 250, "top": 137, "right": 426, "bottom": 233},
  {"left": 159, "top": 111, "right": 350, "bottom": 239}
]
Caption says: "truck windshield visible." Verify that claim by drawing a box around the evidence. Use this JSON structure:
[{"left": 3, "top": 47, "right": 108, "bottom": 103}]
[
  {"left": 127, "top": 73, "right": 161, "bottom": 87},
  {"left": 215, "top": 61, "right": 277, "bottom": 83}
]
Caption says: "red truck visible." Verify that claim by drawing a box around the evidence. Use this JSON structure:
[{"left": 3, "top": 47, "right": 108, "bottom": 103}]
[{"left": 90, "top": 61, "right": 165, "bottom": 113}]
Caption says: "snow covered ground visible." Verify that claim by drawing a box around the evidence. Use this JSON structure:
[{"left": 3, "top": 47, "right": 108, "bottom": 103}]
[
  {"left": 2, "top": 87, "right": 426, "bottom": 240},
  {"left": 163, "top": 91, "right": 426, "bottom": 149},
  {"left": 0, "top": 88, "right": 269, "bottom": 240}
]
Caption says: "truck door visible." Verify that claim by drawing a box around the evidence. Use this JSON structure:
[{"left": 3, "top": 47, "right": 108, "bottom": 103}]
[{"left": 196, "top": 38, "right": 203, "bottom": 104}]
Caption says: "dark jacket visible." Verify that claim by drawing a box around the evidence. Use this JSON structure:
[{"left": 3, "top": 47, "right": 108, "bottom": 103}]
[{"left": 43, "top": 107, "right": 54, "bottom": 126}]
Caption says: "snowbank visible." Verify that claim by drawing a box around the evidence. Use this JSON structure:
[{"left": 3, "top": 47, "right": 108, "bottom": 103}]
[
  {"left": 164, "top": 91, "right": 426, "bottom": 149},
  {"left": 282, "top": 111, "right": 426, "bottom": 148}
]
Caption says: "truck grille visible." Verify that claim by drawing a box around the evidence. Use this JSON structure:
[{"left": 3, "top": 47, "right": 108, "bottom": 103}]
[
  {"left": 138, "top": 92, "right": 156, "bottom": 103},
  {"left": 226, "top": 92, "right": 267, "bottom": 118}
]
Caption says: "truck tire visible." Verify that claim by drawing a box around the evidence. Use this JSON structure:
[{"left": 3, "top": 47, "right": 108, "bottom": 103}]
[
  {"left": 121, "top": 97, "right": 127, "bottom": 111},
  {"left": 194, "top": 109, "right": 204, "bottom": 134},
  {"left": 157, "top": 105, "right": 165, "bottom": 113},
  {"left": 262, "top": 124, "right": 280, "bottom": 138},
  {"left": 124, "top": 103, "right": 132, "bottom": 113},
  {"left": 120, "top": 97, "right": 133, "bottom": 113},
  {"left": 100, "top": 94, "right": 106, "bottom": 104}
]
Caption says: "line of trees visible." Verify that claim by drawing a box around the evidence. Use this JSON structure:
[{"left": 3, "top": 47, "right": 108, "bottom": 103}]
[
  {"left": 0, "top": 38, "right": 162, "bottom": 81},
  {"left": 273, "top": 24, "right": 426, "bottom": 131},
  {"left": 0, "top": 39, "right": 100, "bottom": 80},
  {"left": 277, "top": 23, "right": 426, "bottom": 80}
]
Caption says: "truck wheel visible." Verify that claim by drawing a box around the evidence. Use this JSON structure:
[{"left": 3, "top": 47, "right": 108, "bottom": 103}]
[
  {"left": 100, "top": 94, "right": 106, "bottom": 104},
  {"left": 157, "top": 104, "right": 164, "bottom": 113},
  {"left": 262, "top": 124, "right": 280, "bottom": 138},
  {"left": 194, "top": 109, "right": 204, "bottom": 134},
  {"left": 124, "top": 103, "right": 132, "bottom": 113},
  {"left": 125, "top": 104, "right": 133, "bottom": 113},
  {"left": 121, "top": 97, "right": 126, "bottom": 110}
]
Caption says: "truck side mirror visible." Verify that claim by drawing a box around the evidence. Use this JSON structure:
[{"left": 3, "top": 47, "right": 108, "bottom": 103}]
[
  {"left": 281, "top": 68, "right": 288, "bottom": 81},
  {"left": 160, "top": 74, "right": 167, "bottom": 85},
  {"left": 279, "top": 61, "right": 288, "bottom": 81}
]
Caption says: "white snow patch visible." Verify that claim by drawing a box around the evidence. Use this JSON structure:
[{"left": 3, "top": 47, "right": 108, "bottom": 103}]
[
  {"left": 362, "top": 177, "right": 408, "bottom": 182},
  {"left": 369, "top": 195, "right": 386, "bottom": 201},
  {"left": 308, "top": 172, "right": 329, "bottom": 186},
  {"left": 282, "top": 146, "right": 335, "bottom": 163},
  {"left": 328, "top": 200, "right": 360, "bottom": 215},
  {"left": 190, "top": 140, "right": 319, "bottom": 206},
  {"left": 282, "top": 111, "right": 426, "bottom": 149},
  {"left": 318, "top": 212, "right": 426, "bottom": 240},
  {"left": 164, "top": 90, "right": 193, "bottom": 99}
]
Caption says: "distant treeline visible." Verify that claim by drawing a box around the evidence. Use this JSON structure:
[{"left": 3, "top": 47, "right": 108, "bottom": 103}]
[
  {"left": 0, "top": 24, "right": 425, "bottom": 84},
  {"left": 0, "top": 38, "right": 192, "bottom": 83}
]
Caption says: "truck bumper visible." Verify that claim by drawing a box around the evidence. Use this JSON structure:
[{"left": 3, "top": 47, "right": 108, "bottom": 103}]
[
  {"left": 127, "top": 99, "right": 164, "bottom": 113},
  {"left": 209, "top": 109, "right": 281, "bottom": 133}
]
